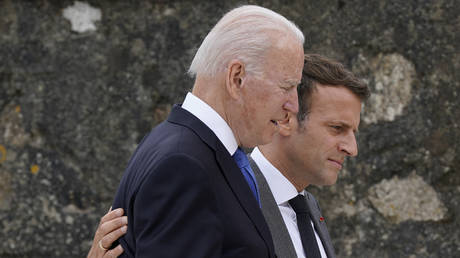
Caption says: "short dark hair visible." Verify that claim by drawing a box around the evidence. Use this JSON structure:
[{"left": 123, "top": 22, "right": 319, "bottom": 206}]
[{"left": 296, "top": 54, "right": 370, "bottom": 122}]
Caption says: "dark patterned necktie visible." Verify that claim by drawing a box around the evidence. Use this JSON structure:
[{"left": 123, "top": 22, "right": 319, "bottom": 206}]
[{"left": 289, "top": 194, "right": 321, "bottom": 258}]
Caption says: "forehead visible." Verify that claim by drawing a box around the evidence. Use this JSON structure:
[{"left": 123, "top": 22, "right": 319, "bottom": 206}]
[
  {"left": 308, "top": 85, "right": 362, "bottom": 128},
  {"left": 262, "top": 36, "right": 304, "bottom": 83}
]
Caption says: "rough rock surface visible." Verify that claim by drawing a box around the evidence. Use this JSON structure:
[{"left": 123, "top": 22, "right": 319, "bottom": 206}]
[
  {"left": 0, "top": 0, "right": 459, "bottom": 257},
  {"left": 368, "top": 172, "right": 448, "bottom": 224}
]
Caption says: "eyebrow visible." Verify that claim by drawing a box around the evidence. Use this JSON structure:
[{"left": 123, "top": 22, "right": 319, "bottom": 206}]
[
  {"left": 283, "top": 79, "right": 301, "bottom": 86},
  {"left": 333, "top": 121, "right": 359, "bottom": 133}
]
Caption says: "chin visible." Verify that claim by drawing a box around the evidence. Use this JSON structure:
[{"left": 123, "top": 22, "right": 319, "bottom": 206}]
[
  {"left": 259, "top": 136, "right": 275, "bottom": 146},
  {"left": 252, "top": 132, "right": 274, "bottom": 147},
  {"left": 324, "top": 177, "right": 339, "bottom": 186},
  {"left": 240, "top": 137, "right": 263, "bottom": 149},
  {"left": 319, "top": 174, "right": 338, "bottom": 186},
  {"left": 323, "top": 180, "right": 337, "bottom": 186}
]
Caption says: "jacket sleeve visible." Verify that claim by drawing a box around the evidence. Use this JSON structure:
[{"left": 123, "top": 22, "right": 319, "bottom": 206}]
[{"left": 133, "top": 153, "right": 223, "bottom": 257}]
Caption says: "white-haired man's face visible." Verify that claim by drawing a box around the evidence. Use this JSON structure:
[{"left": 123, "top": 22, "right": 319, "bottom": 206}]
[{"left": 231, "top": 35, "right": 304, "bottom": 148}]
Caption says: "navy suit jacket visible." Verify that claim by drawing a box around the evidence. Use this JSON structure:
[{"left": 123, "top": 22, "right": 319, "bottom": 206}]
[{"left": 111, "top": 105, "right": 275, "bottom": 258}]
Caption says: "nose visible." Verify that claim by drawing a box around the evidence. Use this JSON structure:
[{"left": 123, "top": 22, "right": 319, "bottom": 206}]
[
  {"left": 339, "top": 133, "right": 358, "bottom": 157},
  {"left": 283, "top": 88, "right": 299, "bottom": 114}
]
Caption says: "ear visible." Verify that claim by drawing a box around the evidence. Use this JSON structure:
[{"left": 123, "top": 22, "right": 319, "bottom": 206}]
[
  {"left": 278, "top": 113, "right": 295, "bottom": 137},
  {"left": 225, "top": 59, "right": 245, "bottom": 99}
]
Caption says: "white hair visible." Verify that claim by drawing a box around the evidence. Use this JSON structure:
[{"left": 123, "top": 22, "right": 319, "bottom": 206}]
[{"left": 188, "top": 5, "right": 304, "bottom": 78}]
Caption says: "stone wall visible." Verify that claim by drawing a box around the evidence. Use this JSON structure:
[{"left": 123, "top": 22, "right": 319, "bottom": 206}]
[{"left": 0, "top": 0, "right": 458, "bottom": 257}]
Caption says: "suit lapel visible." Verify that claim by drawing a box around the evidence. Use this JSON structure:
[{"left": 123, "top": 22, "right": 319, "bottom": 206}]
[
  {"left": 250, "top": 156, "right": 298, "bottom": 258},
  {"left": 215, "top": 146, "right": 275, "bottom": 257},
  {"left": 168, "top": 105, "right": 275, "bottom": 257},
  {"left": 305, "top": 192, "right": 337, "bottom": 258},
  {"left": 246, "top": 148, "right": 336, "bottom": 258},
  {"left": 168, "top": 105, "right": 219, "bottom": 148}
]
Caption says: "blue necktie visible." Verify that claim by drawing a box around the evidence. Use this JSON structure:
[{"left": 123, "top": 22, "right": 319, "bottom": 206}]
[{"left": 232, "top": 148, "right": 260, "bottom": 206}]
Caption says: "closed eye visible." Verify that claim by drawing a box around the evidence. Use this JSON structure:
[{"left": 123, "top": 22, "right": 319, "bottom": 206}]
[
  {"left": 281, "top": 85, "right": 295, "bottom": 91},
  {"left": 331, "top": 125, "right": 342, "bottom": 130},
  {"left": 329, "top": 125, "right": 345, "bottom": 134}
]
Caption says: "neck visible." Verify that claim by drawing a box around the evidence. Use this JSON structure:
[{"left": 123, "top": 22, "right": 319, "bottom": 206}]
[
  {"left": 192, "top": 74, "right": 240, "bottom": 146},
  {"left": 192, "top": 74, "right": 226, "bottom": 117},
  {"left": 259, "top": 143, "right": 307, "bottom": 192}
]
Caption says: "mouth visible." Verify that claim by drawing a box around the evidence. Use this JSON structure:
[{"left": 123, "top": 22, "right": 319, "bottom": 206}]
[
  {"left": 328, "top": 159, "right": 343, "bottom": 169},
  {"left": 270, "top": 114, "right": 288, "bottom": 126}
]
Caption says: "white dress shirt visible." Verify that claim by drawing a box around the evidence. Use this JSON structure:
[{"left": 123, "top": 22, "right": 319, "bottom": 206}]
[
  {"left": 251, "top": 147, "right": 328, "bottom": 258},
  {"left": 181, "top": 92, "right": 238, "bottom": 156}
]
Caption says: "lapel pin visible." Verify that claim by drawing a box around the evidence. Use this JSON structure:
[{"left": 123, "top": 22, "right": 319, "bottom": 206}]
[{"left": 319, "top": 217, "right": 325, "bottom": 222}]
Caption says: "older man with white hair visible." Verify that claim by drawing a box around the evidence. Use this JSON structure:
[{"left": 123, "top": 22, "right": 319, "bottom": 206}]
[{"left": 91, "top": 5, "right": 305, "bottom": 258}]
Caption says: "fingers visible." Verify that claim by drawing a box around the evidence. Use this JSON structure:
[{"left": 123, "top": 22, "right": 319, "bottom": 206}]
[
  {"left": 99, "top": 221, "right": 127, "bottom": 251},
  {"left": 99, "top": 215, "right": 127, "bottom": 238},
  {"left": 104, "top": 244, "right": 124, "bottom": 258},
  {"left": 94, "top": 209, "right": 125, "bottom": 241},
  {"left": 100, "top": 208, "right": 123, "bottom": 225},
  {"left": 88, "top": 208, "right": 126, "bottom": 258},
  {"left": 88, "top": 242, "right": 124, "bottom": 258}
]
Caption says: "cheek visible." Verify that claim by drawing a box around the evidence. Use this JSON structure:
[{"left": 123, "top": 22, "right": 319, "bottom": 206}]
[
  {"left": 323, "top": 137, "right": 340, "bottom": 153},
  {"left": 244, "top": 91, "right": 272, "bottom": 116},
  {"left": 241, "top": 102, "right": 258, "bottom": 122},
  {"left": 302, "top": 131, "right": 327, "bottom": 154}
]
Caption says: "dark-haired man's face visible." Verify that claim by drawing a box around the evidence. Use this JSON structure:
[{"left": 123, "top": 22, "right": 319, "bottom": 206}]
[{"left": 285, "top": 84, "right": 362, "bottom": 187}]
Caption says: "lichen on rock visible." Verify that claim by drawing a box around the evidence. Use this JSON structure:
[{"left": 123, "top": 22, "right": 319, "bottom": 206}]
[{"left": 368, "top": 172, "right": 447, "bottom": 224}]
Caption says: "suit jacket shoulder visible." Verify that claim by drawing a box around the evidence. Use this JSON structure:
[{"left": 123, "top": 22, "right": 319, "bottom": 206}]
[
  {"left": 249, "top": 155, "right": 336, "bottom": 258},
  {"left": 250, "top": 156, "right": 298, "bottom": 258},
  {"left": 112, "top": 105, "right": 275, "bottom": 258}
]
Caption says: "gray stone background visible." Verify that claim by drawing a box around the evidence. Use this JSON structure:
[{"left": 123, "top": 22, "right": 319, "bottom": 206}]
[{"left": 0, "top": 0, "right": 458, "bottom": 257}]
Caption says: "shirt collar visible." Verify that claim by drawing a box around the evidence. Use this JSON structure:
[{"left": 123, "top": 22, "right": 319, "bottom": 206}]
[
  {"left": 250, "top": 147, "right": 303, "bottom": 205},
  {"left": 182, "top": 92, "right": 238, "bottom": 156}
]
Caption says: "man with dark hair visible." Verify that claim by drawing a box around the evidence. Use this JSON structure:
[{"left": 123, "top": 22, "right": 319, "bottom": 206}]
[
  {"left": 88, "top": 54, "right": 369, "bottom": 258},
  {"left": 251, "top": 54, "right": 369, "bottom": 258}
]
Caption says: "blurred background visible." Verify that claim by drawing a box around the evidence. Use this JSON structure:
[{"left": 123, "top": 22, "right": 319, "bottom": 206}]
[{"left": 0, "top": 0, "right": 459, "bottom": 257}]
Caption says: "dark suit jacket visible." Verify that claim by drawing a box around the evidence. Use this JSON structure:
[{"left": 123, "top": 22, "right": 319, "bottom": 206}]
[
  {"left": 249, "top": 156, "right": 336, "bottom": 258},
  {"left": 111, "top": 105, "right": 275, "bottom": 258}
]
